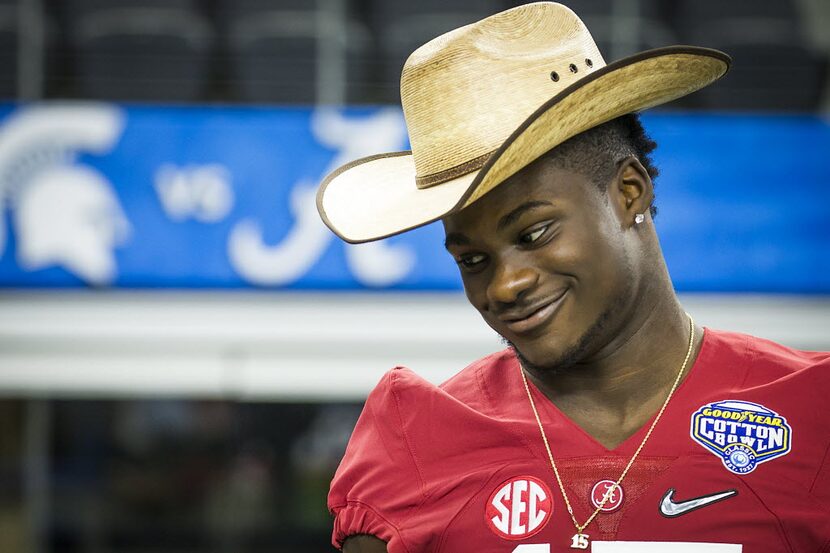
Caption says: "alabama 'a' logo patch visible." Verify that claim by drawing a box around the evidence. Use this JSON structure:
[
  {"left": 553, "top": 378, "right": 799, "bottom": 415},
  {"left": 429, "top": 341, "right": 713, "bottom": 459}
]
[
  {"left": 485, "top": 475, "right": 552, "bottom": 539},
  {"left": 590, "top": 479, "right": 624, "bottom": 512},
  {"left": 691, "top": 400, "right": 792, "bottom": 474}
]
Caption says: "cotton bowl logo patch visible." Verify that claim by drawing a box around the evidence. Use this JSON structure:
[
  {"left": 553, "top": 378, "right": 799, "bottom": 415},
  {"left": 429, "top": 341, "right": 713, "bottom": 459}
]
[
  {"left": 691, "top": 400, "right": 792, "bottom": 474},
  {"left": 485, "top": 475, "right": 552, "bottom": 540}
]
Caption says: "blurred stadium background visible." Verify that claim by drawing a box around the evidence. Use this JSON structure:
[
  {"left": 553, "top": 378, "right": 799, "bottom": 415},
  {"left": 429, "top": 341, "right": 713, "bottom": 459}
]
[{"left": 0, "top": 0, "right": 828, "bottom": 552}]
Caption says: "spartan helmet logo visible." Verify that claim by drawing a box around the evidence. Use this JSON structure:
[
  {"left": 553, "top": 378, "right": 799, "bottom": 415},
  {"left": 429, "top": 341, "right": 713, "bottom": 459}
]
[{"left": 0, "top": 105, "right": 129, "bottom": 285}]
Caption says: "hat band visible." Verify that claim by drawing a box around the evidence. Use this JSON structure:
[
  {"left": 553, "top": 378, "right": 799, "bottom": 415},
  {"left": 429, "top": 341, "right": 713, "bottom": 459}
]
[{"left": 415, "top": 150, "right": 494, "bottom": 189}]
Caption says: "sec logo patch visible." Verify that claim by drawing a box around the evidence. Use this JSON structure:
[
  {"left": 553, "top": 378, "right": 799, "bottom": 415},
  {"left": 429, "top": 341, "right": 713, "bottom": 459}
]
[{"left": 485, "top": 475, "right": 552, "bottom": 540}]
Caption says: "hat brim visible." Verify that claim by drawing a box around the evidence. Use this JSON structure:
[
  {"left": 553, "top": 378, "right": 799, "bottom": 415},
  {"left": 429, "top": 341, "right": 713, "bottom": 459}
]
[{"left": 317, "top": 46, "right": 730, "bottom": 244}]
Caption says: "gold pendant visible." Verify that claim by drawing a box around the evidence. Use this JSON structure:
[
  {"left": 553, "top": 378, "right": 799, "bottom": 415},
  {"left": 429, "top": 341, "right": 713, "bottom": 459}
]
[{"left": 570, "top": 533, "right": 589, "bottom": 549}]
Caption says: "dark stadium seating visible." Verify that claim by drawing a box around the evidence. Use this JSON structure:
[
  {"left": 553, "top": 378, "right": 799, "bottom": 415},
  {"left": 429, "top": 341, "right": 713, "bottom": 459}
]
[
  {"left": 218, "top": 0, "right": 369, "bottom": 104},
  {"left": 674, "top": 0, "right": 827, "bottom": 110},
  {"left": 67, "top": 0, "right": 213, "bottom": 101},
  {"left": 695, "top": 41, "right": 827, "bottom": 111},
  {"left": 0, "top": 0, "right": 17, "bottom": 99},
  {"left": 673, "top": 0, "right": 802, "bottom": 41},
  {"left": 4, "top": 0, "right": 826, "bottom": 109}
]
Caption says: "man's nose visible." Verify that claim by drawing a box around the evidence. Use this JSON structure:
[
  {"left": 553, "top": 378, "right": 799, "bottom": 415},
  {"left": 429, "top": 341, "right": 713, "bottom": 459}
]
[{"left": 486, "top": 259, "right": 538, "bottom": 306}]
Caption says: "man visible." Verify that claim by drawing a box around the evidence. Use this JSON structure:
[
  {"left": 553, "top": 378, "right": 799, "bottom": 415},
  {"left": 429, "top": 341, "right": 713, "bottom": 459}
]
[{"left": 316, "top": 3, "right": 830, "bottom": 552}]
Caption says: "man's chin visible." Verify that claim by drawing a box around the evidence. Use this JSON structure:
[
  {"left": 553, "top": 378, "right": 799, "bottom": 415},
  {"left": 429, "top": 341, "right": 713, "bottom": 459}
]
[{"left": 502, "top": 337, "right": 581, "bottom": 375}]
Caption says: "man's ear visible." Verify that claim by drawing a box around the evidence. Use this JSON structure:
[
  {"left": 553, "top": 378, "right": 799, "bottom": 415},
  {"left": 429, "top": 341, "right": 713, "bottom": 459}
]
[{"left": 612, "top": 156, "right": 653, "bottom": 226}]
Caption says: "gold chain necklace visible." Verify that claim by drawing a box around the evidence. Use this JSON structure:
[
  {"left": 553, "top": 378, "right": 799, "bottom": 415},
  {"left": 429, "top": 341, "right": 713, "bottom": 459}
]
[{"left": 519, "top": 314, "right": 695, "bottom": 550}]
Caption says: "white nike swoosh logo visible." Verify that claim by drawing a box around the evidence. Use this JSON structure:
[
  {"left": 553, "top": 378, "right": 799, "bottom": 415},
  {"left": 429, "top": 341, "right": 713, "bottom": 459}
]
[{"left": 659, "top": 488, "right": 737, "bottom": 518}]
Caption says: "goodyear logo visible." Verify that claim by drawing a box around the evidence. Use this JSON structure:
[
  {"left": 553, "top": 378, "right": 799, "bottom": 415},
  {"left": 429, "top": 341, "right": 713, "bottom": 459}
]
[{"left": 690, "top": 400, "right": 792, "bottom": 474}]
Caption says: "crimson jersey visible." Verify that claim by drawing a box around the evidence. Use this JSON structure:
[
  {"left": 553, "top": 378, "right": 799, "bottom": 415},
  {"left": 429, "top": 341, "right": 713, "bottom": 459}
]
[{"left": 328, "top": 329, "right": 830, "bottom": 552}]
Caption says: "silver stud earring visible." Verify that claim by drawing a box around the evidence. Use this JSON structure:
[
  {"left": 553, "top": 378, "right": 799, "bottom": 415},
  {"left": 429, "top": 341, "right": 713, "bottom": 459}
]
[{"left": 634, "top": 213, "right": 645, "bottom": 225}]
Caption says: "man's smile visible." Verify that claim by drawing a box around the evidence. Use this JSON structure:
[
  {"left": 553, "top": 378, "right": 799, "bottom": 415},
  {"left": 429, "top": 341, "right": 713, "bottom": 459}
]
[{"left": 497, "top": 288, "right": 569, "bottom": 335}]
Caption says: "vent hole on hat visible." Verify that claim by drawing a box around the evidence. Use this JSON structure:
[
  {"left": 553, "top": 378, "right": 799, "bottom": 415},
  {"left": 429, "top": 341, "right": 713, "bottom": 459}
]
[
  {"left": 586, "top": 58, "right": 593, "bottom": 68},
  {"left": 569, "top": 63, "right": 578, "bottom": 73},
  {"left": 550, "top": 71, "right": 560, "bottom": 82}
]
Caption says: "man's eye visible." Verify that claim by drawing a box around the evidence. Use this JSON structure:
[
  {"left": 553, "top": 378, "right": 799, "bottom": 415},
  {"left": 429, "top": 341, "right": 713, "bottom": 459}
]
[
  {"left": 519, "top": 224, "right": 549, "bottom": 244},
  {"left": 457, "top": 254, "right": 486, "bottom": 269}
]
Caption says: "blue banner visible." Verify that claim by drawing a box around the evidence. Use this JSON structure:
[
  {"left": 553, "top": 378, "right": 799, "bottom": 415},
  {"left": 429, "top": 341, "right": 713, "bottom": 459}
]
[{"left": 0, "top": 103, "right": 827, "bottom": 292}]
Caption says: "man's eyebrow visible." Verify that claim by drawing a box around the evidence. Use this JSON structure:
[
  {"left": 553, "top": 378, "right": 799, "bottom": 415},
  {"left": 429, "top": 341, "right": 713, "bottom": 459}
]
[
  {"left": 444, "top": 232, "right": 470, "bottom": 250},
  {"left": 444, "top": 200, "right": 554, "bottom": 250},
  {"left": 497, "top": 200, "right": 553, "bottom": 231}
]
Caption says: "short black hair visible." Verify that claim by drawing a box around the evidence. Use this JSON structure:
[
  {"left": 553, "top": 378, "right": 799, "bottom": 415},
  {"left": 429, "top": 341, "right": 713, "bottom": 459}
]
[{"left": 543, "top": 113, "right": 659, "bottom": 217}]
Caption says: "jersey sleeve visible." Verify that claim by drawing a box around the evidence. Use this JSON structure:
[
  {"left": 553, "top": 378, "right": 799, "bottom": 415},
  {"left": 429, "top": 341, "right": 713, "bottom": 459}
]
[
  {"left": 806, "top": 357, "right": 830, "bottom": 504},
  {"left": 327, "top": 368, "right": 426, "bottom": 553}
]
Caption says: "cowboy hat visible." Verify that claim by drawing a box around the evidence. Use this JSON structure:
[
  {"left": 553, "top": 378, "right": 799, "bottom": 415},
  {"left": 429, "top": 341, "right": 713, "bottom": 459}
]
[{"left": 317, "top": 2, "right": 730, "bottom": 243}]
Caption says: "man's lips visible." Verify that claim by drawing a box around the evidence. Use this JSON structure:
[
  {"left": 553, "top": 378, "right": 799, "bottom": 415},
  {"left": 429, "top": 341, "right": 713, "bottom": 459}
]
[{"left": 498, "top": 289, "right": 568, "bottom": 335}]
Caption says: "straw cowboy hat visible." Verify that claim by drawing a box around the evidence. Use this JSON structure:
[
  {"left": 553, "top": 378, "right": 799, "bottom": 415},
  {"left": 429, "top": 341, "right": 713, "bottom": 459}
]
[{"left": 317, "top": 1, "right": 730, "bottom": 243}]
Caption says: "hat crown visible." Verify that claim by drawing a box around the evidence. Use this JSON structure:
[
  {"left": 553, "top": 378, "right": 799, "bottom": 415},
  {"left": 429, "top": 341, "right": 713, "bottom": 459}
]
[{"left": 401, "top": 2, "right": 605, "bottom": 188}]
